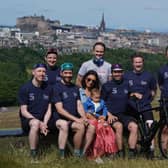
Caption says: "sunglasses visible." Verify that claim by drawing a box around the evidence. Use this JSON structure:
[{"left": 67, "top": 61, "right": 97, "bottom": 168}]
[{"left": 86, "top": 78, "right": 96, "bottom": 83}]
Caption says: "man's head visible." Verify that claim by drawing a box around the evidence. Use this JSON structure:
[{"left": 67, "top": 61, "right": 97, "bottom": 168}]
[
  {"left": 131, "top": 54, "right": 144, "bottom": 73},
  {"left": 111, "top": 64, "right": 124, "bottom": 81},
  {"left": 60, "top": 63, "right": 74, "bottom": 84},
  {"left": 32, "top": 63, "right": 47, "bottom": 82},
  {"left": 93, "top": 42, "right": 105, "bottom": 59},
  {"left": 45, "top": 48, "right": 58, "bottom": 67}
]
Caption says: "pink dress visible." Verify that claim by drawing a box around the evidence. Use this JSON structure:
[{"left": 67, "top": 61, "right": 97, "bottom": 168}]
[{"left": 87, "top": 119, "right": 118, "bottom": 158}]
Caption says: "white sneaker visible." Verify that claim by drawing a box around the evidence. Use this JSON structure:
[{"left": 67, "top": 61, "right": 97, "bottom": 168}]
[{"left": 94, "top": 157, "right": 104, "bottom": 164}]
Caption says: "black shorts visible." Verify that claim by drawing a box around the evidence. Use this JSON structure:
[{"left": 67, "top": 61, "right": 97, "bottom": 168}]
[
  {"left": 127, "top": 104, "right": 154, "bottom": 122},
  {"left": 20, "top": 115, "right": 58, "bottom": 134},
  {"left": 113, "top": 113, "right": 137, "bottom": 129}
]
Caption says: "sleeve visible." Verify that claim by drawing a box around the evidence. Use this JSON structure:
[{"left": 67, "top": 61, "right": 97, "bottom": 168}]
[
  {"left": 78, "top": 62, "right": 87, "bottom": 76},
  {"left": 102, "top": 100, "right": 108, "bottom": 117},
  {"left": 18, "top": 85, "right": 29, "bottom": 105}
]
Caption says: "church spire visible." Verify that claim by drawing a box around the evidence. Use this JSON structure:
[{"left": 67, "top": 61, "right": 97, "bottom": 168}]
[{"left": 99, "top": 13, "right": 106, "bottom": 32}]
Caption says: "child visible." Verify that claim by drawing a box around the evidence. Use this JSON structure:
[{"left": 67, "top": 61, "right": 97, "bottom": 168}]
[{"left": 83, "top": 88, "right": 118, "bottom": 161}]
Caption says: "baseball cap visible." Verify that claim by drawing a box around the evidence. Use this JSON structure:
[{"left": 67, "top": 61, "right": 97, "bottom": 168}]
[
  {"left": 111, "top": 64, "right": 123, "bottom": 71},
  {"left": 61, "top": 63, "right": 74, "bottom": 71},
  {"left": 33, "top": 63, "right": 47, "bottom": 70}
]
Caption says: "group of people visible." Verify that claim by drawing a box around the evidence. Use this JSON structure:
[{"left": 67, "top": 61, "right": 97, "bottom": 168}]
[{"left": 18, "top": 42, "right": 168, "bottom": 162}]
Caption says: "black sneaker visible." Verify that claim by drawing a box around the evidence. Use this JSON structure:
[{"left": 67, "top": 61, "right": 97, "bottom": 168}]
[
  {"left": 117, "top": 150, "right": 125, "bottom": 158},
  {"left": 128, "top": 149, "right": 137, "bottom": 159}
]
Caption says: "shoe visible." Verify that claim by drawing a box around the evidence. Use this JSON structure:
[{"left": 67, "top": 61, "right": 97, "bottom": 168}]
[
  {"left": 30, "top": 158, "right": 39, "bottom": 164},
  {"left": 117, "top": 150, "right": 125, "bottom": 158},
  {"left": 128, "top": 149, "right": 137, "bottom": 159},
  {"left": 94, "top": 157, "right": 104, "bottom": 164}
]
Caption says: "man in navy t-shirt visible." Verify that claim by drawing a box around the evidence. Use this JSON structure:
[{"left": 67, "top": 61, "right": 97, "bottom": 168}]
[
  {"left": 52, "top": 63, "right": 87, "bottom": 158},
  {"left": 44, "top": 48, "right": 61, "bottom": 85},
  {"left": 18, "top": 63, "right": 53, "bottom": 159},
  {"left": 101, "top": 64, "right": 138, "bottom": 158},
  {"left": 125, "top": 54, "right": 157, "bottom": 157}
]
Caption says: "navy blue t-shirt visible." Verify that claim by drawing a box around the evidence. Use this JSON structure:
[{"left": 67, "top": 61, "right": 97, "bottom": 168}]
[
  {"left": 45, "top": 66, "right": 61, "bottom": 85},
  {"left": 158, "top": 64, "right": 168, "bottom": 98},
  {"left": 18, "top": 81, "right": 52, "bottom": 121},
  {"left": 124, "top": 71, "right": 157, "bottom": 110},
  {"left": 101, "top": 79, "right": 129, "bottom": 115},
  {"left": 52, "top": 81, "right": 80, "bottom": 119}
]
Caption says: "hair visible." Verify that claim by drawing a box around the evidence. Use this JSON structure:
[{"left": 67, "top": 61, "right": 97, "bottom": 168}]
[
  {"left": 93, "top": 41, "right": 106, "bottom": 51},
  {"left": 81, "top": 70, "right": 100, "bottom": 89},
  {"left": 90, "top": 88, "right": 101, "bottom": 97},
  {"left": 131, "top": 53, "right": 144, "bottom": 62},
  {"left": 45, "top": 48, "right": 58, "bottom": 57}
]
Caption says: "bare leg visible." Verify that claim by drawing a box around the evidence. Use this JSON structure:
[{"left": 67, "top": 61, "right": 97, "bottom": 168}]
[
  {"left": 56, "top": 119, "right": 69, "bottom": 149},
  {"left": 71, "top": 122, "right": 85, "bottom": 150},
  {"left": 29, "top": 119, "right": 40, "bottom": 150},
  {"left": 83, "top": 124, "right": 96, "bottom": 154},
  {"left": 128, "top": 122, "right": 138, "bottom": 149},
  {"left": 112, "top": 121, "right": 123, "bottom": 150}
]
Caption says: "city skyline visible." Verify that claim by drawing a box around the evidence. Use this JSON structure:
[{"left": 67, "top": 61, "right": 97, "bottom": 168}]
[{"left": 1, "top": 0, "right": 168, "bottom": 32}]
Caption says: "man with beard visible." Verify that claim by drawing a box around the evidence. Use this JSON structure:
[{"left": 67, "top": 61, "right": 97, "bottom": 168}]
[{"left": 52, "top": 63, "right": 87, "bottom": 158}]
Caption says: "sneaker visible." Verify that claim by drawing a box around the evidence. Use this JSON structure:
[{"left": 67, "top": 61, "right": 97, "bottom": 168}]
[
  {"left": 94, "top": 157, "right": 104, "bottom": 164},
  {"left": 117, "top": 150, "right": 125, "bottom": 158},
  {"left": 128, "top": 149, "right": 137, "bottom": 159}
]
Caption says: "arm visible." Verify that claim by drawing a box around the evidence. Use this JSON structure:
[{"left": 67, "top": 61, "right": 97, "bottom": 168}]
[
  {"left": 20, "top": 105, "right": 36, "bottom": 119},
  {"left": 40, "top": 103, "right": 52, "bottom": 136},
  {"left": 55, "top": 102, "right": 82, "bottom": 123},
  {"left": 77, "top": 100, "right": 87, "bottom": 119},
  {"left": 76, "top": 74, "right": 83, "bottom": 88}
]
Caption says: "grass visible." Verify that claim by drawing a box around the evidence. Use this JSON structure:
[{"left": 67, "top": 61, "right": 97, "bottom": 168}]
[{"left": 1, "top": 100, "right": 168, "bottom": 168}]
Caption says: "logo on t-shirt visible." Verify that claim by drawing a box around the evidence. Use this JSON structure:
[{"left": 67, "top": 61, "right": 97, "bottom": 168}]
[
  {"left": 141, "top": 80, "right": 147, "bottom": 85},
  {"left": 43, "top": 94, "right": 49, "bottom": 100},
  {"left": 164, "top": 72, "right": 168, "bottom": 79},
  {"left": 112, "top": 88, "right": 117, "bottom": 94},
  {"left": 62, "top": 92, "right": 68, "bottom": 99},
  {"left": 129, "top": 80, "right": 133, "bottom": 86},
  {"left": 29, "top": 93, "right": 35, "bottom": 101}
]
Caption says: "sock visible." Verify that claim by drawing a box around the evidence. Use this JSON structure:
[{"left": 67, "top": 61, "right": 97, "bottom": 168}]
[
  {"left": 30, "top": 149, "right": 37, "bottom": 158},
  {"left": 59, "top": 149, "right": 65, "bottom": 157},
  {"left": 74, "top": 149, "right": 81, "bottom": 156}
]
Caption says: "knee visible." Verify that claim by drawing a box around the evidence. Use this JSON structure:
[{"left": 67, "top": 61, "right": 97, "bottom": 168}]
[
  {"left": 87, "top": 125, "right": 96, "bottom": 134},
  {"left": 57, "top": 120, "right": 69, "bottom": 132},
  {"left": 30, "top": 119, "right": 40, "bottom": 131},
  {"left": 113, "top": 122, "right": 123, "bottom": 133},
  {"left": 128, "top": 122, "right": 138, "bottom": 133}
]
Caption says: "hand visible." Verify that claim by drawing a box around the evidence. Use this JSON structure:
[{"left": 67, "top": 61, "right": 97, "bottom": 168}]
[
  {"left": 130, "top": 92, "right": 143, "bottom": 99},
  {"left": 107, "top": 113, "right": 118, "bottom": 124},
  {"left": 40, "top": 122, "right": 49, "bottom": 136},
  {"left": 86, "top": 113, "right": 96, "bottom": 120}
]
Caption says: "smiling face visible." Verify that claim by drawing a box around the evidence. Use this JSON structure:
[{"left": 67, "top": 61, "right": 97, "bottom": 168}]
[
  {"left": 132, "top": 56, "right": 144, "bottom": 73},
  {"left": 112, "top": 70, "right": 123, "bottom": 81},
  {"left": 93, "top": 44, "right": 105, "bottom": 59},
  {"left": 85, "top": 74, "right": 97, "bottom": 89},
  {"left": 32, "top": 67, "right": 46, "bottom": 82},
  {"left": 45, "top": 53, "right": 57, "bottom": 67},
  {"left": 61, "top": 69, "right": 73, "bottom": 84}
]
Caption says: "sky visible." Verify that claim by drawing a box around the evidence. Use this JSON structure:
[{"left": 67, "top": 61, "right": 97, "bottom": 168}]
[{"left": 1, "top": 0, "right": 168, "bottom": 32}]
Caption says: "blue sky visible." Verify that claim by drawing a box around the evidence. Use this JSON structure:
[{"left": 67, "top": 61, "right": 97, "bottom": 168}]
[{"left": 1, "top": 0, "right": 168, "bottom": 32}]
